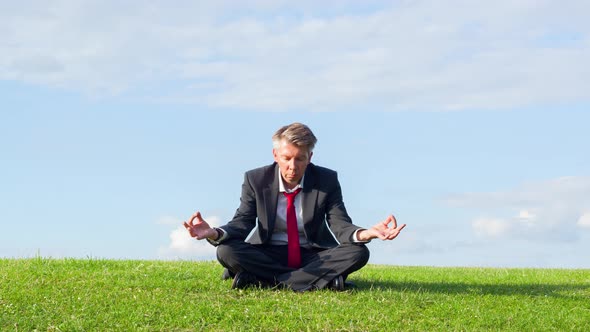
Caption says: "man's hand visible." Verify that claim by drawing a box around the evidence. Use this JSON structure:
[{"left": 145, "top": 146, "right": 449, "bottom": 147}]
[
  {"left": 357, "top": 214, "right": 406, "bottom": 242},
  {"left": 183, "top": 211, "right": 218, "bottom": 240}
]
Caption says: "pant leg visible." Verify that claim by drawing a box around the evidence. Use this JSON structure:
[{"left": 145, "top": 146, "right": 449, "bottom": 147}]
[
  {"left": 277, "top": 243, "right": 370, "bottom": 291},
  {"left": 216, "top": 239, "right": 293, "bottom": 282}
]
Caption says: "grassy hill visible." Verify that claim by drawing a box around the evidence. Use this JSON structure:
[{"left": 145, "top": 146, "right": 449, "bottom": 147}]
[{"left": 1, "top": 258, "right": 589, "bottom": 331}]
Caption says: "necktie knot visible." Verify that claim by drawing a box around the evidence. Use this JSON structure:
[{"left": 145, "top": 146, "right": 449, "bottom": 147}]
[{"left": 283, "top": 188, "right": 302, "bottom": 204}]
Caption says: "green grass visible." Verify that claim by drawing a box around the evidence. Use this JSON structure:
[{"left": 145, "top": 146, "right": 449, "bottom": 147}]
[{"left": 1, "top": 258, "right": 589, "bottom": 331}]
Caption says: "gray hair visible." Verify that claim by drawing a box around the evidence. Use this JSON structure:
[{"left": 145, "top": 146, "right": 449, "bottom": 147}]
[{"left": 272, "top": 122, "right": 317, "bottom": 152}]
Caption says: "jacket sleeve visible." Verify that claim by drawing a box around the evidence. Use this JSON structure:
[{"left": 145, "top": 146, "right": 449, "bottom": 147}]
[
  {"left": 324, "top": 173, "right": 362, "bottom": 244},
  {"left": 219, "top": 172, "right": 258, "bottom": 241}
]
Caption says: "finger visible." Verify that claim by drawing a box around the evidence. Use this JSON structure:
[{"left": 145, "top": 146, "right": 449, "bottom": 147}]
[
  {"left": 381, "top": 214, "right": 396, "bottom": 228},
  {"left": 189, "top": 212, "right": 200, "bottom": 226},
  {"left": 195, "top": 211, "right": 206, "bottom": 224},
  {"left": 183, "top": 222, "right": 191, "bottom": 229},
  {"left": 389, "top": 214, "right": 398, "bottom": 229},
  {"left": 386, "top": 224, "right": 406, "bottom": 240},
  {"left": 377, "top": 232, "right": 388, "bottom": 240},
  {"left": 380, "top": 218, "right": 391, "bottom": 228},
  {"left": 387, "top": 230, "right": 400, "bottom": 240}
]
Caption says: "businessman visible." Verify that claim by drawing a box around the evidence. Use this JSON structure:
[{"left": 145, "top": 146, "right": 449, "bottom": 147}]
[{"left": 184, "top": 123, "right": 406, "bottom": 291}]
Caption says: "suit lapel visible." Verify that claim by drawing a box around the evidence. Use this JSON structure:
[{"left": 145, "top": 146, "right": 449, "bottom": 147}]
[
  {"left": 263, "top": 164, "right": 280, "bottom": 234},
  {"left": 301, "top": 164, "right": 318, "bottom": 228}
]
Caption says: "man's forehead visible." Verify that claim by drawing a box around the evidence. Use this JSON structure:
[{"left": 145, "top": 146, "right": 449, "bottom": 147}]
[{"left": 276, "top": 142, "right": 310, "bottom": 157}]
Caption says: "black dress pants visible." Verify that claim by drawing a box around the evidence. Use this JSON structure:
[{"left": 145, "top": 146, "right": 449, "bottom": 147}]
[{"left": 216, "top": 239, "right": 370, "bottom": 291}]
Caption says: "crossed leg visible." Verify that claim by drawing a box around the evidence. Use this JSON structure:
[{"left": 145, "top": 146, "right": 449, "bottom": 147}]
[{"left": 216, "top": 239, "right": 370, "bottom": 291}]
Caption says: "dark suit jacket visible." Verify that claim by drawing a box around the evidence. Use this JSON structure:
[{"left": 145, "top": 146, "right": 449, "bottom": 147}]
[{"left": 219, "top": 162, "right": 362, "bottom": 248}]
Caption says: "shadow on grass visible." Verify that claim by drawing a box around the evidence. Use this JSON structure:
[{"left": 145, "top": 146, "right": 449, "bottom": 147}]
[{"left": 350, "top": 279, "right": 589, "bottom": 299}]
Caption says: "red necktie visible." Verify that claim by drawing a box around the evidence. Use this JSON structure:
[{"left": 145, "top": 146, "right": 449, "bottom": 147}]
[{"left": 283, "top": 188, "right": 302, "bottom": 268}]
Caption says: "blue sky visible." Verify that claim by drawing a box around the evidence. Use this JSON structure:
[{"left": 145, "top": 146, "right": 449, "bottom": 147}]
[{"left": 2, "top": 1, "right": 589, "bottom": 268}]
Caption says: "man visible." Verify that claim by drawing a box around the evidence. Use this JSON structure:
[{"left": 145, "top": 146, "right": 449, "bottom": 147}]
[{"left": 184, "top": 123, "right": 405, "bottom": 291}]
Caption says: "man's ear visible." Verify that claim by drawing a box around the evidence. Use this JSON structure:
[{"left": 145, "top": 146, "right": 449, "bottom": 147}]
[
  {"left": 272, "top": 148, "right": 279, "bottom": 162},
  {"left": 308, "top": 151, "right": 313, "bottom": 163}
]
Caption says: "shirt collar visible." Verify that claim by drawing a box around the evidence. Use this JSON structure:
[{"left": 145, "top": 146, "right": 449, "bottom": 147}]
[{"left": 278, "top": 168, "right": 305, "bottom": 193}]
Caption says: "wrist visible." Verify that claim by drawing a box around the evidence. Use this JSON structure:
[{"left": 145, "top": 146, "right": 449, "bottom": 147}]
[
  {"left": 208, "top": 228, "right": 222, "bottom": 241},
  {"left": 356, "top": 229, "right": 369, "bottom": 242}
]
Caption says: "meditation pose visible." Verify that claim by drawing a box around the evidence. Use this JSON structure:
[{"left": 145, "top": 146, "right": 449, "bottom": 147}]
[{"left": 184, "top": 122, "right": 406, "bottom": 291}]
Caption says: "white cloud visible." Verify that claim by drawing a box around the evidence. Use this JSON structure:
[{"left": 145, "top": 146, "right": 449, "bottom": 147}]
[
  {"left": 517, "top": 209, "right": 536, "bottom": 221},
  {"left": 1, "top": 1, "right": 589, "bottom": 111},
  {"left": 472, "top": 217, "right": 510, "bottom": 237},
  {"left": 578, "top": 213, "right": 590, "bottom": 228},
  {"left": 444, "top": 176, "right": 590, "bottom": 209},
  {"left": 444, "top": 176, "right": 590, "bottom": 241},
  {"left": 157, "top": 215, "right": 222, "bottom": 260}
]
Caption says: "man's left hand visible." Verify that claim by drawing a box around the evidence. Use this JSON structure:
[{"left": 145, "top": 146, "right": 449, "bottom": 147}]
[{"left": 357, "top": 214, "right": 406, "bottom": 241}]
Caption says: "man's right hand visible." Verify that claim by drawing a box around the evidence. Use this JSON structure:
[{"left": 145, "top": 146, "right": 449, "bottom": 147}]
[{"left": 183, "top": 211, "right": 218, "bottom": 240}]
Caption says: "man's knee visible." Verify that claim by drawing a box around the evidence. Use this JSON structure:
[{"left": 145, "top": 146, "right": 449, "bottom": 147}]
[
  {"left": 330, "top": 244, "right": 370, "bottom": 276},
  {"left": 216, "top": 243, "right": 233, "bottom": 263},
  {"left": 352, "top": 244, "right": 370, "bottom": 266},
  {"left": 337, "top": 243, "right": 370, "bottom": 266},
  {"left": 216, "top": 241, "right": 244, "bottom": 267}
]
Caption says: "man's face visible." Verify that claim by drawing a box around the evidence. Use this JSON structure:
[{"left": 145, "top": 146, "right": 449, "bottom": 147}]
[{"left": 273, "top": 139, "right": 313, "bottom": 188}]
